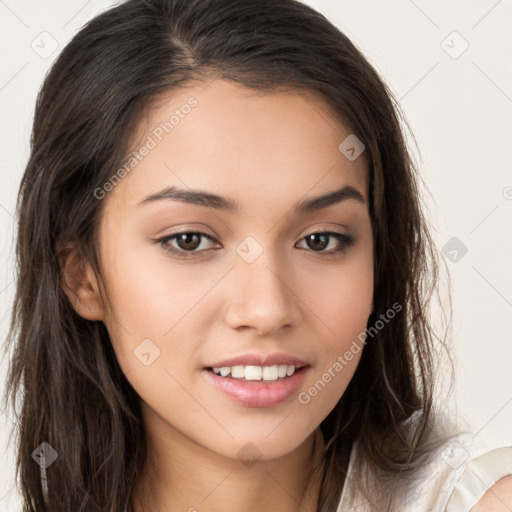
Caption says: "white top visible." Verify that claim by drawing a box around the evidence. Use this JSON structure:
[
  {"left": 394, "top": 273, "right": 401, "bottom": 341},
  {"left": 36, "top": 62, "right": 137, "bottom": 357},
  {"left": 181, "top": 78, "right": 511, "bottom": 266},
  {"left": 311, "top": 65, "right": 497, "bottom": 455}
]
[{"left": 336, "top": 431, "right": 512, "bottom": 511}]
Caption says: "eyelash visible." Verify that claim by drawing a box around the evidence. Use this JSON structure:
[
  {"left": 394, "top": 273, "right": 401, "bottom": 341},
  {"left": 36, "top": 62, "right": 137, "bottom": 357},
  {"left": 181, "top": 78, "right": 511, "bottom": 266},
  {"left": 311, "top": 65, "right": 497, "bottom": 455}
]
[{"left": 155, "top": 230, "right": 356, "bottom": 259}]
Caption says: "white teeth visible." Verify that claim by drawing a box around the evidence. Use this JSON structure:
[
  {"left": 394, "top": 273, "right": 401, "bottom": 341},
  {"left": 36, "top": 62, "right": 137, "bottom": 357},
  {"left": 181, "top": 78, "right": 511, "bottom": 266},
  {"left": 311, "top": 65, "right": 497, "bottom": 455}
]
[
  {"left": 262, "top": 365, "right": 279, "bottom": 381},
  {"left": 210, "top": 364, "right": 298, "bottom": 380},
  {"left": 278, "top": 364, "right": 288, "bottom": 378},
  {"left": 219, "top": 367, "right": 231, "bottom": 377},
  {"left": 231, "top": 365, "right": 245, "bottom": 378},
  {"left": 245, "top": 366, "right": 262, "bottom": 380}
]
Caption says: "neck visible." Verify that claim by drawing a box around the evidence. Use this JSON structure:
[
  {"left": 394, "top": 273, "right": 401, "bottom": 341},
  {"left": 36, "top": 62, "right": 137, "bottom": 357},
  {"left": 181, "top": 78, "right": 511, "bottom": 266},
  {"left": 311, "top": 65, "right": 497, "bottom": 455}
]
[{"left": 131, "top": 423, "right": 326, "bottom": 512}]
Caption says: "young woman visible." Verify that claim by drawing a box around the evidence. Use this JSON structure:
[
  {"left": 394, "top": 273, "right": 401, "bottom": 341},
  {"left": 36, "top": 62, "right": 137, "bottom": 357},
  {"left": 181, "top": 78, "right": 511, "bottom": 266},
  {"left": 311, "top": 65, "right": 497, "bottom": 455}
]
[{"left": 3, "top": 0, "right": 511, "bottom": 511}]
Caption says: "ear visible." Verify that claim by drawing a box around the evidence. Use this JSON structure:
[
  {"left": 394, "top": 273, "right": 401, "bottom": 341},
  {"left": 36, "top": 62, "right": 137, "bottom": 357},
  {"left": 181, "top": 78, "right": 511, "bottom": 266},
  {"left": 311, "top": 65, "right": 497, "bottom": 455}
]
[{"left": 57, "top": 241, "right": 105, "bottom": 321}]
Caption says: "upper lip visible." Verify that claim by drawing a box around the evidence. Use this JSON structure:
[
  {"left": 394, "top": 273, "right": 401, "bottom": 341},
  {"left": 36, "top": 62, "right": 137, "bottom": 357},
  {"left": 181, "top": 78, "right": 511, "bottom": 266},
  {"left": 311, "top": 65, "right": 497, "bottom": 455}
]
[{"left": 206, "top": 353, "right": 309, "bottom": 369}]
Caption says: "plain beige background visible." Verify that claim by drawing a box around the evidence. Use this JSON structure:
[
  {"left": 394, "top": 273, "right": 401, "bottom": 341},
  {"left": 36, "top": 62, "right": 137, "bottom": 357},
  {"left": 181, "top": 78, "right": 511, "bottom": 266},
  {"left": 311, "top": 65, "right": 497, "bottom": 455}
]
[{"left": 1, "top": 1, "right": 511, "bottom": 509}]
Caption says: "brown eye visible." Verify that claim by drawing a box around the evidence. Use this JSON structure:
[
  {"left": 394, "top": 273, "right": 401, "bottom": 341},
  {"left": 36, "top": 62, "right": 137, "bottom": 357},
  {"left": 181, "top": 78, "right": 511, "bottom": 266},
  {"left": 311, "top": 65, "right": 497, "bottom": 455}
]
[
  {"left": 305, "top": 233, "right": 329, "bottom": 251},
  {"left": 157, "top": 230, "right": 218, "bottom": 258},
  {"left": 297, "top": 231, "right": 356, "bottom": 255},
  {"left": 175, "top": 232, "right": 202, "bottom": 251}
]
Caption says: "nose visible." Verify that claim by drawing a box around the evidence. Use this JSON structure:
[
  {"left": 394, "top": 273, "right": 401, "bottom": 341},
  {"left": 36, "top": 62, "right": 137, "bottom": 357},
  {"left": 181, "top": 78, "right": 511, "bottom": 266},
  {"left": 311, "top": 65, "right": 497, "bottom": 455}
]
[{"left": 224, "top": 248, "right": 301, "bottom": 336}]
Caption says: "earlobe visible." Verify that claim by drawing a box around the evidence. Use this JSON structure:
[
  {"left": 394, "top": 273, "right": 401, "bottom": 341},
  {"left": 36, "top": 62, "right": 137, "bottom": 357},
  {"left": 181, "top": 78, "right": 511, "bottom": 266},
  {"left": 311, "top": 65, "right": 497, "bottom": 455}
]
[{"left": 57, "top": 241, "right": 105, "bottom": 321}]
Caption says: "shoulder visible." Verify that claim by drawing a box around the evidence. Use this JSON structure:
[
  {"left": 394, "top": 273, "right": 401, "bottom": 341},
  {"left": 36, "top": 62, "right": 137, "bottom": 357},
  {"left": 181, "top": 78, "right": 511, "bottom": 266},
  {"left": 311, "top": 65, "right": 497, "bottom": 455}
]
[
  {"left": 399, "top": 433, "right": 512, "bottom": 511},
  {"left": 445, "top": 441, "right": 512, "bottom": 512},
  {"left": 471, "top": 476, "right": 512, "bottom": 511},
  {"left": 339, "top": 431, "right": 512, "bottom": 512}
]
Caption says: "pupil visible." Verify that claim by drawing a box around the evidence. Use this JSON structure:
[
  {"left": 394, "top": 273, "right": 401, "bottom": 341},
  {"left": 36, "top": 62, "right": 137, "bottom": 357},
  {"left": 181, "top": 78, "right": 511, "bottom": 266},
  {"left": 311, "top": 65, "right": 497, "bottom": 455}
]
[
  {"left": 308, "top": 233, "right": 328, "bottom": 251},
  {"left": 178, "top": 233, "right": 200, "bottom": 250}
]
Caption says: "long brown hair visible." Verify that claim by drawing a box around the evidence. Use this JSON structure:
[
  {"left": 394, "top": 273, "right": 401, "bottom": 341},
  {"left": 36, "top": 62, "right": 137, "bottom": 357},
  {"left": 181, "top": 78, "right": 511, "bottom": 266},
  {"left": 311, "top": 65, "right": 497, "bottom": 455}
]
[{"left": 2, "top": 0, "right": 454, "bottom": 510}]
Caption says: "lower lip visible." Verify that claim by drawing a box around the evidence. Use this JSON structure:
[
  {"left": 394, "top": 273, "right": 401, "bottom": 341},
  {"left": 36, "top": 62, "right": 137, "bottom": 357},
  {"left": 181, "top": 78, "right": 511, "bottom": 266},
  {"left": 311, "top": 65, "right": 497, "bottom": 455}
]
[{"left": 202, "top": 367, "right": 309, "bottom": 408}]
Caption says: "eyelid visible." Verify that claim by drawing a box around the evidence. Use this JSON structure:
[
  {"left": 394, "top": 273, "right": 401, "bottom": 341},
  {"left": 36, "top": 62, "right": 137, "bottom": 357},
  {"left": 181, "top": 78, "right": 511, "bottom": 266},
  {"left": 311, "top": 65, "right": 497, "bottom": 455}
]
[{"left": 154, "top": 223, "right": 217, "bottom": 238}]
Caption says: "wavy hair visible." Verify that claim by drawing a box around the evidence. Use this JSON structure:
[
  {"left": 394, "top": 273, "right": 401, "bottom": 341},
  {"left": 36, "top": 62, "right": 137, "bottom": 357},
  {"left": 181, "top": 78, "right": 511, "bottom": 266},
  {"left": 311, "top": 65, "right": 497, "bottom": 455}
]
[{"left": 2, "top": 0, "right": 454, "bottom": 510}]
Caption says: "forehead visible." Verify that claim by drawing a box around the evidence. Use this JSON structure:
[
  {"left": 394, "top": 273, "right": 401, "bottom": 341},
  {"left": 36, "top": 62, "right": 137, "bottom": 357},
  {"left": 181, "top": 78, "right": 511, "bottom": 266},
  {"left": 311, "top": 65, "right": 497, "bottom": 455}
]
[{"left": 107, "top": 79, "right": 369, "bottom": 213}]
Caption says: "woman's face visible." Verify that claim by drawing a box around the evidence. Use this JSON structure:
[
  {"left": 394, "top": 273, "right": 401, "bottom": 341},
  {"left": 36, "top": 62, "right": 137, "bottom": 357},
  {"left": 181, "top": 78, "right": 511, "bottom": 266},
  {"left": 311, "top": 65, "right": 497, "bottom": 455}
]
[{"left": 95, "top": 79, "right": 373, "bottom": 461}]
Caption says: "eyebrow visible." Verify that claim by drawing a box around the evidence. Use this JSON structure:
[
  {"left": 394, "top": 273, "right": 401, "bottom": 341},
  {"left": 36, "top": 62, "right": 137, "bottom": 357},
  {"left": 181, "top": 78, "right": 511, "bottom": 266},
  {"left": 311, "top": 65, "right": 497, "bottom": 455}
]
[{"left": 137, "top": 184, "right": 365, "bottom": 213}]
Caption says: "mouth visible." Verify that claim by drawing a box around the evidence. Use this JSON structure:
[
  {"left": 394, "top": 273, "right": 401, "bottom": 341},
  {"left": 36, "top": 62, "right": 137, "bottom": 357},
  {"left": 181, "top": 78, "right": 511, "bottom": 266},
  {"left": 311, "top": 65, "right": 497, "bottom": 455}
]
[{"left": 201, "top": 354, "right": 310, "bottom": 407}]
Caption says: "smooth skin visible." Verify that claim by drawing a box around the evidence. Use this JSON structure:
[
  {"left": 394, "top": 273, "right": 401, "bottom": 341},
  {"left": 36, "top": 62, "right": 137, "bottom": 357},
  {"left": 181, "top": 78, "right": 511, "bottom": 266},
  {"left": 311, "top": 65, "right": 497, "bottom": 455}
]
[
  {"left": 60, "top": 78, "right": 512, "bottom": 511},
  {"left": 471, "top": 476, "right": 512, "bottom": 511}
]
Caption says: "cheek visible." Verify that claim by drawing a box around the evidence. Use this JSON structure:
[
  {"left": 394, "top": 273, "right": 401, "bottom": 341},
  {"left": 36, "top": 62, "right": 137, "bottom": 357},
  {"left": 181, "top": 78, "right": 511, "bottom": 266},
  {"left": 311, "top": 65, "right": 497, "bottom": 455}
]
[
  {"left": 101, "top": 223, "right": 216, "bottom": 329},
  {"left": 297, "top": 290, "right": 370, "bottom": 427},
  {"left": 296, "top": 251, "right": 373, "bottom": 414},
  {"left": 98, "top": 227, "right": 224, "bottom": 377},
  {"left": 299, "top": 246, "right": 373, "bottom": 339}
]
